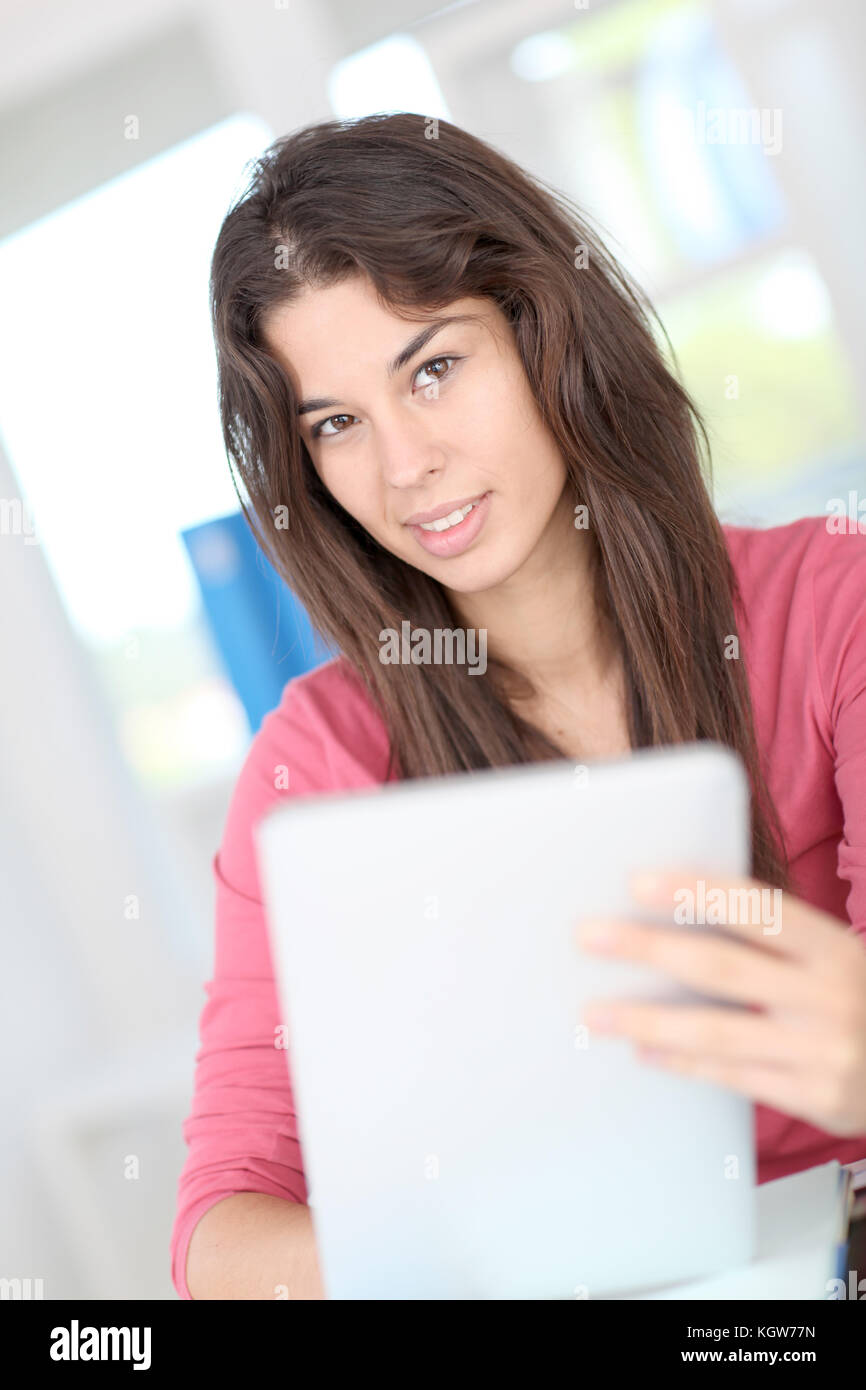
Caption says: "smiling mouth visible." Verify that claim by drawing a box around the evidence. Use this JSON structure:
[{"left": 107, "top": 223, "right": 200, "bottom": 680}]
[
  {"left": 414, "top": 498, "right": 484, "bottom": 532},
  {"left": 403, "top": 492, "right": 488, "bottom": 529},
  {"left": 405, "top": 490, "right": 492, "bottom": 557}
]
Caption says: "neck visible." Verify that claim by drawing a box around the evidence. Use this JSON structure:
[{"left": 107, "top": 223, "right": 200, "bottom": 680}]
[{"left": 445, "top": 486, "right": 621, "bottom": 703}]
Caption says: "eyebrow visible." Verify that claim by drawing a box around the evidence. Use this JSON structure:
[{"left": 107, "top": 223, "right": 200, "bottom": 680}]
[{"left": 295, "top": 314, "right": 479, "bottom": 417}]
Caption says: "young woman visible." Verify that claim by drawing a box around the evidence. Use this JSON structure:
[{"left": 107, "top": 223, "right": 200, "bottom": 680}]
[{"left": 172, "top": 112, "right": 866, "bottom": 1299}]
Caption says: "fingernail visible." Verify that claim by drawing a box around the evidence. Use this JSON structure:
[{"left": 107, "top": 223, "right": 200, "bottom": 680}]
[
  {"left": 630, "top": 872, "right": 666, "bottom": 900},
  {"left": 576, "top": 921, "right": 619, "bottom": 949},
  {"left": 584, "top": 1007, "right": 619, "bottom": 1031}
]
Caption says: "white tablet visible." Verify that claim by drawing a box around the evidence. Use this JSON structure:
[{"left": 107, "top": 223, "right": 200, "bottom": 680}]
[{"left": 255, "top": 740, "right": 755, "bottom": 1299}]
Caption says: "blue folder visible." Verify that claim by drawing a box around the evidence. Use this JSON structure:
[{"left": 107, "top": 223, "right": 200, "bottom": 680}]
[{"left": 182, "top": 511, "right": 338, "bottom": 733}]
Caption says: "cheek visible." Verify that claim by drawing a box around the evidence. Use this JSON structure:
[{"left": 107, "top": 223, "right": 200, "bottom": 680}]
[
  {"left": 448, "top": 382, "right": 520, "bottom": 474},
  {"left": 310, "top": 447, "right": 350, "bottom": 498},
  {"left": 319, "top": 458, "right": 379, "bottom": 527},
  {"left": 464, "top": 373, "right": 563, "bottom": 490}
]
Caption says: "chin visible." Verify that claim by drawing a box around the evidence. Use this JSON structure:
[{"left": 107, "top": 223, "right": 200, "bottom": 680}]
[{"left": 435, "top": 553, "right": 525, "bottom": 595}]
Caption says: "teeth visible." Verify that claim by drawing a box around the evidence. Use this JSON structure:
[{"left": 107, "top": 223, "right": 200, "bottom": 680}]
[{"left": 418, "top": 499, "right": 479, "bottom": 532}]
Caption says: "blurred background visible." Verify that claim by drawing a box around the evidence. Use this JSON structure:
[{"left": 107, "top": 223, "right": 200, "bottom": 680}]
[{"left": 0, "top": 0, "right": 863, "bottom": 1298}]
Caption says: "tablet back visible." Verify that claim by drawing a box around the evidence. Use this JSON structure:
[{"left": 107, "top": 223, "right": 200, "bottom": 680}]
[{"left": 255, "top": 740, "right": 755, "bottom": 1298}]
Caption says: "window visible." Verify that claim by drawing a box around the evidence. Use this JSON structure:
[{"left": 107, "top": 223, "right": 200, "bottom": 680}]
[
  {"left": 329, "top": 0, "right": 864, "bottom": 520},
  {"left": 0, "top": 113, "right": 276, "bottom": 790}
]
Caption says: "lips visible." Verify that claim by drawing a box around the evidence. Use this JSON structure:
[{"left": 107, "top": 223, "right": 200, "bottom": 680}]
[
  {"left": 406, "top": 489, "right": 492, "bottom": 558},
  {"left": 403, "top": 493, "right": 487, "bottom": 527}
]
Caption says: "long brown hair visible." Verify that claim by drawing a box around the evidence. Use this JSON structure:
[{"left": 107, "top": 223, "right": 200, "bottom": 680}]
[{"left": 210, "top": 112, "right": 788, "bottom": 887}]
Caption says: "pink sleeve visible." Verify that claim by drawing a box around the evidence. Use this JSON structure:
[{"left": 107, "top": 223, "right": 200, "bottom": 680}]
[
  {"left": 169, "top": 677, "right": 337, "bottom": 1299},
  {"left": 811, "top": 522, "right": 866, "bottom": 941}
]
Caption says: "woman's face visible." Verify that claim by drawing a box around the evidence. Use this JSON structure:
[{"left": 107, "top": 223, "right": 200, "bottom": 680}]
[{"left": 261, "top": 274, "right": 572, "bottom": 598}]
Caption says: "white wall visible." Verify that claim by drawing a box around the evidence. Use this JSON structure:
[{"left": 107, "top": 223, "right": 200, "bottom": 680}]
[{"left": 0, "top": 0, "right": 347, "bottom": 1298}]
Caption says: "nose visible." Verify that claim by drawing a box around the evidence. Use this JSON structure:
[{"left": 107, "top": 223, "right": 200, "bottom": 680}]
[{"left": 373, "top": 399, "right": 447, "bottom": 490}]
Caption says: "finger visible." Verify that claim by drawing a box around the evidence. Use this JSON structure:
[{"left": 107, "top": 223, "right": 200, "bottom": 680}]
[
  {"left": 584, "top": 1000, "right": 827, "bottom": 1066},
  {"left": 577, "top": 920, "right": 822, "bottom": 1013},
  {"left": 629, "top": 869, "right": 850, "bottom": 963},
  {"left": 637, "top": 1049, "right": 847, "bottom": 1131}
]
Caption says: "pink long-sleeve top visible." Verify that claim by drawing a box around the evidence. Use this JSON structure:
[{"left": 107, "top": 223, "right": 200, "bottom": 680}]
[{"left": 170, "top": 514, "right": 866, "bottom": 1298}]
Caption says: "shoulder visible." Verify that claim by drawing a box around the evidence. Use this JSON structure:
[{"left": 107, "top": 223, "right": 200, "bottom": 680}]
[
  {"left": 267, "top": 654, "right": 392, "bottom": 785},
  {"left": 721, "top": 512, "right": 866, "bottom": 717},
  {"left": 218, "top": 654, "right": 391, "bottom": 892},
  {"left": 240, "top": 653, "right": 390, "bottom": 799},
  {"left": 722, "top": 512, "right": 866, "bottom": 628}
]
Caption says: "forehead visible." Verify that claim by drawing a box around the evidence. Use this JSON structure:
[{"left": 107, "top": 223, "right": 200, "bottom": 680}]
[{"left": 261, "top": 278, "right": 497, "bottom": 384}]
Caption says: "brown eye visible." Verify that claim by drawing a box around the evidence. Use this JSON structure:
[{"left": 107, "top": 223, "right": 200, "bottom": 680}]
[
  {"left": 312, "top": 413, "right": 354, "bottom": 439},
  {"left": 414, "top": 356, "right": 459, "bottom": 390}
]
